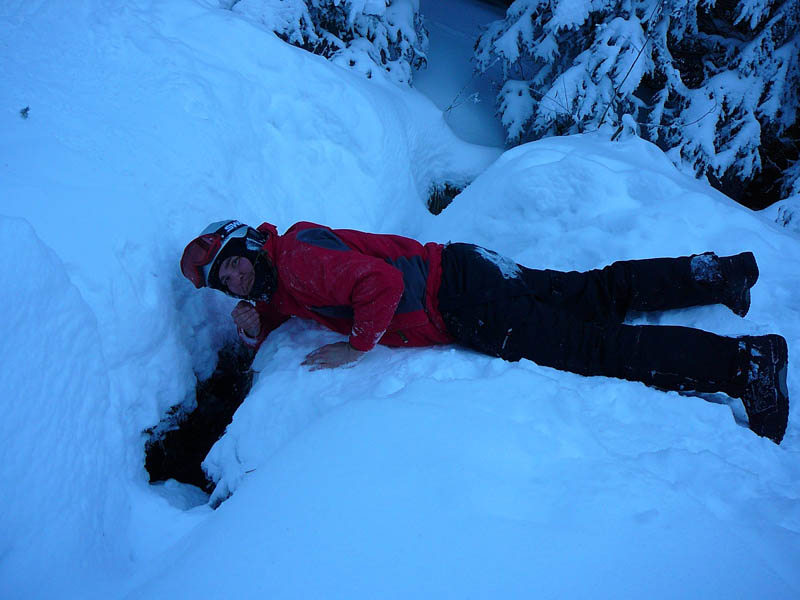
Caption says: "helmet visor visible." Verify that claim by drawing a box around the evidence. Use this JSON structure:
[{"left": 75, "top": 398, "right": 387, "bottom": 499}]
[{"left": 181, "top": 233, "right": 223, "bottom": 288}]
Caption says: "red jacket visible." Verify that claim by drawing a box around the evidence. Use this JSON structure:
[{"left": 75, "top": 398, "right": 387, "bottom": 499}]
[{"left": 242, "top": 222, "right": 454, "bottom": 352}]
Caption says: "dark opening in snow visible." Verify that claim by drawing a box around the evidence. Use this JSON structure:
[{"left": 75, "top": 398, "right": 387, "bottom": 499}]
[
  {"left": 145, "top": 343, "right": 255, "bottom": 492},
  {"left": 427, "top": 182, "right": 463, "bottom": 215}
]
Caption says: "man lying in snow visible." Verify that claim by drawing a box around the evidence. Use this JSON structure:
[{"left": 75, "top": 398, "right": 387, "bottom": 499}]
[{"left": 181, "top": 220, "right": 790, "bottom": 444}]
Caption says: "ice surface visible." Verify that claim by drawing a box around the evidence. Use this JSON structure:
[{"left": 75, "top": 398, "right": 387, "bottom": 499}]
[{"left": 1, "top": 0, "right": 800, "bottom": 598}]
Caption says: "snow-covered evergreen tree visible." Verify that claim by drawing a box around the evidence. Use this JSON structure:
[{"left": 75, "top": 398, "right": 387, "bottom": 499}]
[
  {"left": 228, "top": 0, "right": 428, "bottom": 86},
  {"left": 474, "top": 0, "right": 800, "bottom": 207}
]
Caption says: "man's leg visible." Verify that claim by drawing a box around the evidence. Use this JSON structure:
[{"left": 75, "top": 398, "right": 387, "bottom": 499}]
[
  {"left": 521, "top": 252, "right": 759, "bottom": 321},
  {"left": 442, "top": 297, "right": 788, "bottom": 444}
]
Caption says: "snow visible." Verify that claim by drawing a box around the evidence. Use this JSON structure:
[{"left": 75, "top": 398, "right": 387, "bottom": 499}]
[
  {"left": 1, "top": 0, "right": 800, "bottom": 598},
  {"left": 475, "top": 246, "right": 523, "bottom": 279},
  {"left": 0, "top": 217, "right": 128, "bottom": 595},
  {"left": 414, "top": 0, "right": 507, "bottom": 146},
  {"left": 769, "top": 195, "right": 800, "bottom": 236},
  {"left": 690, "top": 253, "right": 723, "bottom": 283}
]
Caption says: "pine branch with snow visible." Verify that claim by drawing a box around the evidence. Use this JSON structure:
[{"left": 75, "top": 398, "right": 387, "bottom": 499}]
[
  {"left": 474, "top": 0, "right": 800, "bottom": 207},
  {"left": 230, "top": 0, "right": 428, "bottom": 85}
]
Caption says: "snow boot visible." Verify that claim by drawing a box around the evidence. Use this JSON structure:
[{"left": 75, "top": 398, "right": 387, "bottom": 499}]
[
  {"left": 691, "top": 252, "right": 759, "bottom": 317},
  {"left": 735, "top": 334, "right": 789, "bottom": 444},
  {"left": 719, "top": 252, "right": 759, "bottom": 317}
]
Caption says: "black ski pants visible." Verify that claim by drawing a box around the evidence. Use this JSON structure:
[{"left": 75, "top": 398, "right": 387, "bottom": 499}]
[{"left": 438, "top": 243, "right": 744, "bottom": 396}]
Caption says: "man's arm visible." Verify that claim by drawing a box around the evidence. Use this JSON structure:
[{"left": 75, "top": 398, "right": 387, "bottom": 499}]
[
  {"left": 299, "top": 261, "right": 402, "bottom": 370},
  {"left": 301, "top": 341, "right": 365, "bottom": 370},
  {"left": 282, "top": 223, "right": 407, "bottom": 368},
  {"left": 345, "top": 262, "right": 405, "bottom": 351}
]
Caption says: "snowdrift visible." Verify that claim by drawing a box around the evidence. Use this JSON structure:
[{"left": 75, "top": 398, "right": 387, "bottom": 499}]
[
  {"left": 1, "top": 0, "right": 799, "bottom": 598},
  {"left": 1, "top": 0, "right": 494, "bottom": 596},
  {"left": 189, "top": 133, "right": 800, "bottom": 598}
]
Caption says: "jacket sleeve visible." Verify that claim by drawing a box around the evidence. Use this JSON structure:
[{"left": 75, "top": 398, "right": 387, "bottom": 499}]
[
  {"left": 238, "top": 301, "right": 290, "bottom": 350},
  {"left": 344, "top": 257, "right": 404, "bottom": 351},
  {"left": 283, "top": 230, "right": 405, "bottom": 352}
]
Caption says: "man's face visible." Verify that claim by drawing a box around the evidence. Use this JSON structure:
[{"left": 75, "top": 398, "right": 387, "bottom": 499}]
[{"left": 218, "top": 255, "right": 255, "bottom": 296}]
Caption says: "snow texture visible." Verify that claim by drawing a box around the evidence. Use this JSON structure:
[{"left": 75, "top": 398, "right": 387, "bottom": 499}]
[
  {"left": 1, "top": 0, "right": 800, "bottom": 598},
  {"left": 475, "top": 246, "right": 523, "bottom": 279},
  {"left": 233, "top": 0, "right": 428, "bottom": 86},
  {"left": 689, "top": 252, "right": 723, "bottom": 284},
  {"left": 769, "top": 196, "right": 800, "bottom": 236}
]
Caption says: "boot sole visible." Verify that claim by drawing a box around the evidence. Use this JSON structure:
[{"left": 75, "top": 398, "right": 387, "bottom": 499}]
[
  {"left": 747, "top": 335, "right": 789, "bottom": 444},
  {"left": 729, "top": 252, "right": 759, "bottom": 317}
]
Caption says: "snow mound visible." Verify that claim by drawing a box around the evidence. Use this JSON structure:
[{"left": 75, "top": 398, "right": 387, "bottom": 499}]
[
  {"left": 767, "top": 195, "right": 800, "bottom": 237},
  {"left": 0, "top": 217, "right": 126, "bottom": 597},
  {"left": 1, "top": 0, "right": 498, "bottom": 595},
  {"left": 186, "top": 133, "right": 800, "bottom": 597},
  {"left": 3, "top": 0, "right": 800, "bottom": 597},
  {"left": 208, "top": 130, "right": 800, "bottom": 486}
]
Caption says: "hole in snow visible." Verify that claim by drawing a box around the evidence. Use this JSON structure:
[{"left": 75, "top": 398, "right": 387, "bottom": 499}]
[
  {"left": 427, "top": 181, "right": 464, "bottom": 215},
  {"left": 144, "top": 343, "right": 255, "bottom": 497}
]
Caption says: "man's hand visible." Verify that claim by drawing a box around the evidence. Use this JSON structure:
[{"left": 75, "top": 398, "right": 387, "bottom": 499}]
[
  {"left": 301, "top": 342, "right": 365, "bottom": 371},
  {"left": 232, "top": 301, "right": 261, "bottom": 338}
]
